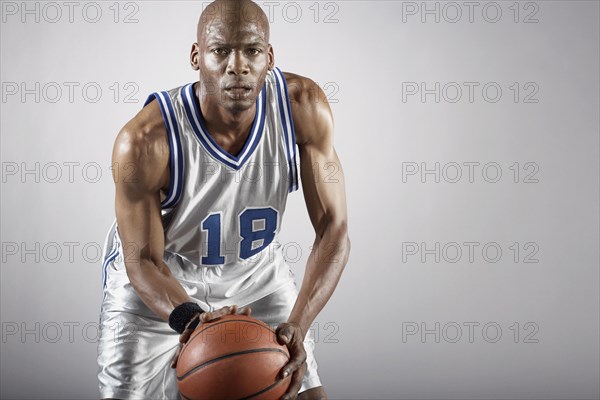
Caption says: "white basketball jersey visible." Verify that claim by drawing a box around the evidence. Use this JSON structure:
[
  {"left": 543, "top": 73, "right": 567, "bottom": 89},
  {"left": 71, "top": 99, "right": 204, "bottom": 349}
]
[{"left": 101, "top": 68, "right": 300, "bottom": 311}]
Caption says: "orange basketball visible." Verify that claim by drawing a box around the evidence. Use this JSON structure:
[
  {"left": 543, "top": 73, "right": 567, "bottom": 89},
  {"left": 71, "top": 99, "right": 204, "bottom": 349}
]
[{"left": 176, "top": 314, "right": 291, "bottom": 400}]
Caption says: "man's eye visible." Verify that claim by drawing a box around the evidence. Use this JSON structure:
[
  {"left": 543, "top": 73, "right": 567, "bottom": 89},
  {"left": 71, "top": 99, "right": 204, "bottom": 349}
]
[
  {"left": 212, "top": 48, "right": 228, "bottom": 55},
  {"left": 247, "top": 49, "right": 261, "bottom": 56}
]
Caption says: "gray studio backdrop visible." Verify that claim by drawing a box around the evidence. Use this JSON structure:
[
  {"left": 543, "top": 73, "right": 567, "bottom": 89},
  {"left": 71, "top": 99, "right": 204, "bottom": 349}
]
[{"left": 1, "top": 1, "right": 599, "bottom": 399}]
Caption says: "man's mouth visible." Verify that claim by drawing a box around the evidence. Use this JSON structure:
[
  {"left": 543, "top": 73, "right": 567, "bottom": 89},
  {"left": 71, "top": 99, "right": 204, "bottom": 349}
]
[
  {"left": 225, "top": 87, "right": 252, "bottom": 94},
  {"left": 224, "top": 84, "right": 253, "bottom": 99}
]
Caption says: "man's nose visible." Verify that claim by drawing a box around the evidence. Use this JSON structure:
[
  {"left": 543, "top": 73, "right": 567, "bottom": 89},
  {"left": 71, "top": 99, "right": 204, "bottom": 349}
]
[{"left": 226, "top": 51, "right": 249, "bottom": 76}]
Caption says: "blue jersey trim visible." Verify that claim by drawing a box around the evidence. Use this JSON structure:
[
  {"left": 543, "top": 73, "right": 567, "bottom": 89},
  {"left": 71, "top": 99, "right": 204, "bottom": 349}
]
[
  {"left": 273, "top": 68, "right": 299, "bottom": 192},
  {"left": 278, "top": 69, "right": 299, "bottom": 192},
  {"left": 181, "top": 83, "right": 267, "bottom": 170},
  {"left": 144, "top": 92, "right": 184, "bottom": 209},
  {"left": 274, "top": 71, "right": 295, "bottom": 192},
  {"left": 101, "top": 248, "right": 119, "bottom": 290}
]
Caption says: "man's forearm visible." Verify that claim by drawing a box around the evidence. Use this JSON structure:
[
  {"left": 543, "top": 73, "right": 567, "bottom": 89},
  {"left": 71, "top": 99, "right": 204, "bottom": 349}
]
[
  {"left": 287, "top": 222, "right": 350, "bottom": 337},
  {"left": 126, "top": 257, "right": 192, "bottom": 321}
]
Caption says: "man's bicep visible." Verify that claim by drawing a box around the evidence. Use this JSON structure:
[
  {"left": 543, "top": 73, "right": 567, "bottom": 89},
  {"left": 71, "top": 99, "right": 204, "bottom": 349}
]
[
  {"left": 115, "top": 181, "right": 165, "bottom": 267},
  {"left": 299, "top": 141, "right": 348, "bottom": 236},
  {"left": 292, "top": 80, "right": 348, "bottom": 234},
  {"left": 112, "top": 131, "right": 167, "bottom": 268}
]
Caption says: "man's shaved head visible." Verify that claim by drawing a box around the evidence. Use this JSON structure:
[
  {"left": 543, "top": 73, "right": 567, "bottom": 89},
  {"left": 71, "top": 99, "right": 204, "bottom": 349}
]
[{"left": 198, "top": 0, "right": 270, "bottom": 44}]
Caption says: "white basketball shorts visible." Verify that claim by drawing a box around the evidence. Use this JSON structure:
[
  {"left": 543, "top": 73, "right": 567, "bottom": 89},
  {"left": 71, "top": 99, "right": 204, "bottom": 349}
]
[{"left": 97, "top": 278, "right": 321, "bottom": 399}]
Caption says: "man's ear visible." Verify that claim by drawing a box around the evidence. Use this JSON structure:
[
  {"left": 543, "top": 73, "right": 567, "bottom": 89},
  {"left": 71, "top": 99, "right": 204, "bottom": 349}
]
[
  {"left": 267, "top": 44, "right": 275, "bottom": 70},
  {"left": 190, "top": 43, "right": 200, "bottom": 71}
]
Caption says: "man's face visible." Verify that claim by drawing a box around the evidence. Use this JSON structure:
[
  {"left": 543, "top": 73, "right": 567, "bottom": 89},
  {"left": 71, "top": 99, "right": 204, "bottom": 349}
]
[{"left": 192, "top": 16, "right": 273, "bottom": 113}]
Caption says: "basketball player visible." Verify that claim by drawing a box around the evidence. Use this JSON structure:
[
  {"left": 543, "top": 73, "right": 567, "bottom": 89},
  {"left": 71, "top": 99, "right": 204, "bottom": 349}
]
[{"left": 97, "top": 0, "right": 350, "bottom": 399}]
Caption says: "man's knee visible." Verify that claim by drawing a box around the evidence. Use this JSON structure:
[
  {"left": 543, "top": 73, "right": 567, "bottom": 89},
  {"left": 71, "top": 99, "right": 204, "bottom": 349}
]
[{"left": 298, "top": 386, "right": 328, "bottom": 400}]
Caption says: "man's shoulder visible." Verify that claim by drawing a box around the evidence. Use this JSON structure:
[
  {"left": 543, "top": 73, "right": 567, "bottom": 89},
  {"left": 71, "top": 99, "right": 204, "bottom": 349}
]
[
  {"left": 120, "top": 99, "right": 169, "bottom": 150},
  {"left": 280, "top": 71, "right": 333, "bottom": 145},
  {"left": 113, "top": 99, "right": 170, "bottom": 184},
  {"left": 123, "top": 83, "right": 189, "bottom": 144},
  {"left": 281, "top": 71, "right": 319, "bottom": 105}
]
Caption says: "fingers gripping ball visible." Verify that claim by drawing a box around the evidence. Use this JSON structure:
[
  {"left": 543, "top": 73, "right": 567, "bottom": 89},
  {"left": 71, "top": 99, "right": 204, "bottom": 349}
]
[{"left": 176, "top": 314, "right": 292, "bottom": 400}]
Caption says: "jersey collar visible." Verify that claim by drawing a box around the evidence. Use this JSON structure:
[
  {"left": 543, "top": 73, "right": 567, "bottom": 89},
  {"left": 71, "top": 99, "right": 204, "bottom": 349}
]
[{"left": 181, "top": 82, "right": 267, "bottom": 170}]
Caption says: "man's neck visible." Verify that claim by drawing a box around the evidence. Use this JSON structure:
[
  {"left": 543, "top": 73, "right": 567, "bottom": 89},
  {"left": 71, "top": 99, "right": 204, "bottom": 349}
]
[{"left": 195, "top": 83, "right": 256, "bottom": 156}]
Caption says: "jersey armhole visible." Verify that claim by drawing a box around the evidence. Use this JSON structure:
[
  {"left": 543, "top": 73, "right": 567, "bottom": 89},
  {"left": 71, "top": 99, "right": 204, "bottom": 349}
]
[
  {"left": 143, "top": 92, "right": 184, "bottom": 209},
  {"left": 273, "top": 67, "right": 300, "bottom": 193}
]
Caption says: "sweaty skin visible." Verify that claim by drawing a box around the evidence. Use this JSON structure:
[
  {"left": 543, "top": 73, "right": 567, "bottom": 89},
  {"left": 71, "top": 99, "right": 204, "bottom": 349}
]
[{"left": 112, "top": 1, "right": 350, "bottom": 399}]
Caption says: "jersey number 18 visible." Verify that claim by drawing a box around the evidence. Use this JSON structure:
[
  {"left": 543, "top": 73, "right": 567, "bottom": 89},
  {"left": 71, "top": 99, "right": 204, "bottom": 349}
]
[{"left": 201, "top": 207, "right": 278, "bottom": 265}]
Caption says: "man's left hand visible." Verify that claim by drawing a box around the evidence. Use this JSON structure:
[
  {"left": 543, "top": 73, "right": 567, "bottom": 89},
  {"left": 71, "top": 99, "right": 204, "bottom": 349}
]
[{"left": 276, "top": 322, "right": 307, "bottom": 400}]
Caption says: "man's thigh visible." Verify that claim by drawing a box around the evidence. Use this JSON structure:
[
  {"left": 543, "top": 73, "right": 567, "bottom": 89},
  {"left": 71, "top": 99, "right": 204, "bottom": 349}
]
[{"left": 97, "top": 308, "right": 180, "bottom": 400}]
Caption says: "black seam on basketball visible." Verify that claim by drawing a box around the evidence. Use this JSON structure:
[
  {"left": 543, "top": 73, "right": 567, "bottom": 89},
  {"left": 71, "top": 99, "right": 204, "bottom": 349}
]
[
  {"left": 239, "top": 376, "right": 288, "bottom": 400},
  {"left": 177, "top": 347, "right": 289, "bottom": 381},
  {"left": 186, "top": 319, "right": 276, "bottom": 349}
]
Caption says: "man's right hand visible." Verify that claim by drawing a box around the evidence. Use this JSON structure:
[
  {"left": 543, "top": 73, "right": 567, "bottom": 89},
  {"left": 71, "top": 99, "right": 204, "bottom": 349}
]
[
  {"left": 199, "top": 304, "right": 252, "bottom": 324},
  {"left": 171, "top": 305, "right": 251, "bottom": 368}
]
